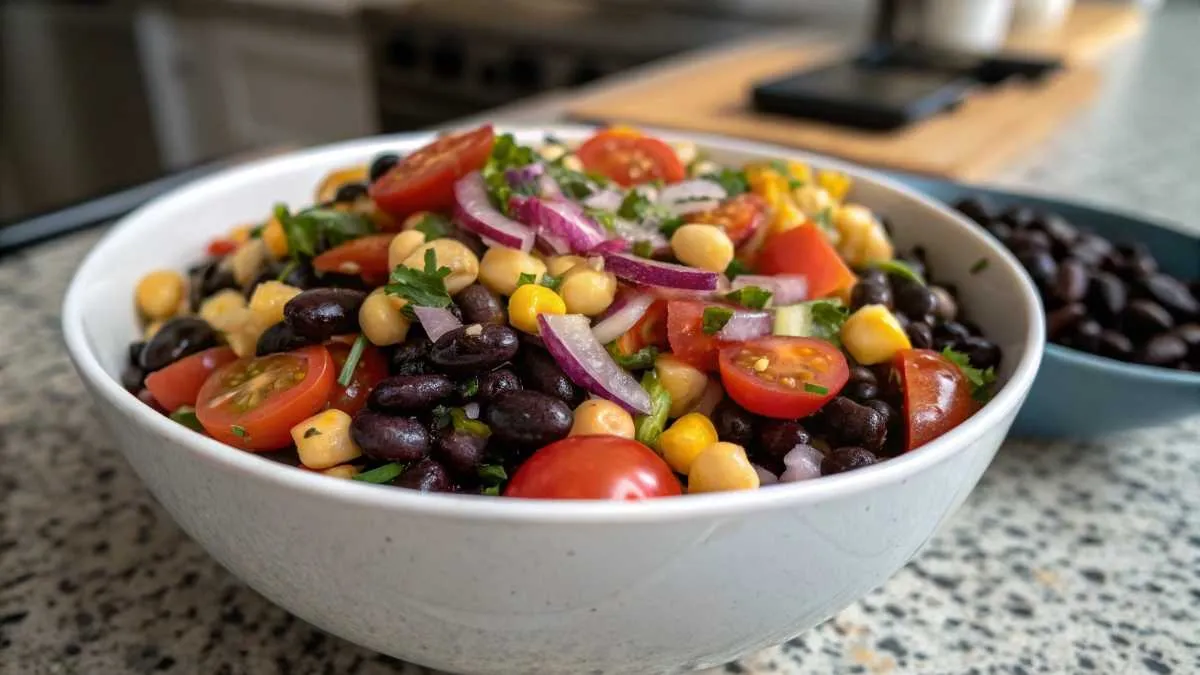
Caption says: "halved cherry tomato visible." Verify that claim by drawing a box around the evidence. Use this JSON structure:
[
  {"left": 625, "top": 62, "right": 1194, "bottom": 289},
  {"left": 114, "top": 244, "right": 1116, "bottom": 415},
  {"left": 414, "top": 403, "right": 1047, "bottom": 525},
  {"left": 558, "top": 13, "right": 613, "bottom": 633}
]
[
  {"left": 685, "top": 193, "right": 768, "bottom": 247},
  {"left": 144, "top": 347, "right": 238, "bottom": 413},
  {"left": 370, "top": 125, "right": 495, "bottom": 217},
  {"left": 505, "top": 436, "right": 681, "bottom": 500},
  {"left": 324, "top": 341, "right": 388, "bottom": 416},
  {"left": 312, "top": 234, "right": 394, "bottom": 279},
  {"left": 613, "top": 299, "right": 669, "bottom": 357},
  {"left": 756, "top": 224, "right": 856, "bottom": 298},
  {"left": 195, "top": 346, "right": 335, "bottom": 451},
  {"left": 665, "top": 300, "right": 737, "bottom": 372},
  {"left": 206, "top": 238, "right": 238, "bottom": 257},
  {"left": 576, "top": 129, "right": 686, "bottom": 187},
  {"left": 894, "top": 349, "right": 975, "bottom": 451},
  {"left": 718, "top": 337, "right": 848, "bottom": 419}
]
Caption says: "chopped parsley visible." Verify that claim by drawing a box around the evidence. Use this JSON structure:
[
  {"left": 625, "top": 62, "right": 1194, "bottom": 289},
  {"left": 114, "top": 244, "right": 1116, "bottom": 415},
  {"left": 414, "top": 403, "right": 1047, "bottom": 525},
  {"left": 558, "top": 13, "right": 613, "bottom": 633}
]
[
  {"left": 723, "top": 286, "right": 772, "bottom": 310},
  {"left": 802, "top": 382, "right": 829, "bottom": 395},
  {"left": 248, "top": 223, "right": 265, "bottom": 239},
  {"left": 606, "top": 341, "right": 658, "bottom": 370},
  {"left": 353, "top": 463, "right": 404, "bottom": 484},
  {"left": 481, "top": 133, "right": 537, "bottom": 214},
  {"left": 547, "top": 164, "right": 606, "bottom": 200},
  {"left": 450, "top": 407, "right": 491, "bottom": 438},
  {"left": 337, "top": 335, "right": 368, "bottom": 387},
  {"left": 658, "top": 215, "right": 685, "bottom": 238},
  {"left": 517, "top": 272, "right": 538, "bottom": 287},
  {"left": 970, "top": 257, "right": 990, "bottom": 274},
  {"left": 386, "top": 248, "right": 452, "bottom": 309},
  {"left": 700, "top": 168, "right": 749, "bottom": 196},
  {"left": 411, "top": 212, "right": 452, "bottom": 240},
  {"left": 724, "top": 258, "right": 752, "bottom": 279},
  {"left": 773, "top": 299, "right": 849, "bottom": 346},
  {"left": 871, "top": 259, "right": 925, "bottom": 286},
  {"left": 941, "top": 347, "right": 998, "bottom": 403},
  {"left": 617, "top": 191, "right": 656, "bottom": 221},
  {"left": 461, "top": 377, "right": 480, "bottom": 398},
  {"left": 633, "top": 372, "right": 671, "bottom": 449},
  {"left": 631, "top": 240, "right": 655, "bottom": 258},
  {"left": 273, "top": 203, "right": 375, "bottom": 259},
  {"left": 478, "top": 464, "right": 508, "bottom": 496},
  {"left": 169, "top": 407, "right": 203, "bottom": 433},
  {"left": 230, "top": 425, "right": 248, "bottom": 438},
  {"left": 702, "top": 306, "right": 735, "bottom": 335}
]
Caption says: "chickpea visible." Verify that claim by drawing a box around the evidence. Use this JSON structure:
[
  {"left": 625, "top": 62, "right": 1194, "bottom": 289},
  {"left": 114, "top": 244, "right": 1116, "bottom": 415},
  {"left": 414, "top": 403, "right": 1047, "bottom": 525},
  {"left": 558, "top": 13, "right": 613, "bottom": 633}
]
[
  {"left": 569, "top": 399, "right": 635, "bottom": 438},
  {"left": 687, "top": 442, "right": 760, "bottom": 493},
  {"left": 545, "top": 255, "right": 587, "bottom": 278},
  {"left": 478, "top": 247, "right": 547, "bottom": 296},
  {"left": 198, "top": 289, "right": 248, "bottom": 332},
  {"left": 135, "top": 270, "right": 187, "bottom": 320},
  {"left": 228, "top": 238, "right": 268, "bottom": 287},
  {"left": 559, "top": 266, "right": 617, "bottom": 317},
  {"left": 670, "top": 224, "right": 734, "bottom": 273},
  {"left": 387, "top": 230, "right": 427, "bottom": 271},
  {"left": 402, "top": 239, "right": 479, "bottom": 295},
  {"left": 654, "top": 355, "right": 709, "bottom": 418},
  {"left": 359, "top": 289, "right": 411, "bottom": 346}
]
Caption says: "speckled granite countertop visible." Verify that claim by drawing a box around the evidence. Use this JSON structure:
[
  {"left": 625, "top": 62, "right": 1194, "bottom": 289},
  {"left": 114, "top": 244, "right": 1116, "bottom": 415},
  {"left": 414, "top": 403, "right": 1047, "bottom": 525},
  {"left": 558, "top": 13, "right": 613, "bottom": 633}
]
[{"left": 3, "top": 4, "right": 1200, "bottom": 675}]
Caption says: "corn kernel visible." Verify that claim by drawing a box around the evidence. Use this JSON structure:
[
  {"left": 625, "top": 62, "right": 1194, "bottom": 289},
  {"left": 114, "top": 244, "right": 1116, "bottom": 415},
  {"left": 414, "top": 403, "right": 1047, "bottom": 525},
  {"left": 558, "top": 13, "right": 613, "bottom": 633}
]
[
  {"left": 687, "top": 442, "right": 760, "bottom": 493},
  {"left": 841, "top": 304, "right": 911, "bottom": 365},
  {"left": 322, "top": 465, "right": 360, "bottom": 479},
  {"left": 229, "top": 224, "right": 253, "bottom": 244},
  {"left": 359, "top": 289, "right": 411, "bottom": 346},
  {"left": 507, "top": 284, "right": 566, "bottom": 334},
  {"left": 262, "top": 217, "right": 288, "bottom": 258},
  {"left": 659, "top": 413, "right": 719, "bottom": 474},
  {"left": 817, "top": 170, "right": 852, "bottom": 202},
  {"left": 654, "top": 354, "right": 709, "bottom": 418},
  {"left": 135, "top": 269, "right": 187, "bottom": 320},
  {"left": 292, "top": 409, "right": 362, "bottom": 469},
  {"left": 248, "top": 281, "right": 302, "bottom": 327}
]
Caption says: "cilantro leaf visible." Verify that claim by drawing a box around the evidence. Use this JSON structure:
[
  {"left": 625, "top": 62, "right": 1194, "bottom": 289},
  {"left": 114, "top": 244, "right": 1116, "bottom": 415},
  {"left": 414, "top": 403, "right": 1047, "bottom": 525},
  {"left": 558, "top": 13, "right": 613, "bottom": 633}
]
[
  {"left": 411, "top": 212, "right": 452, "bottom": 240},
  {"left": 724, "top": 258, "right": 751, "bottom": 279},
  {"left": 274, "top": 204, "right": 375, "bottom": 259},
  {"left": 702, "top": 306, "right": 734, "bottom": 335},
  {"left": 478, "top": 464, "right": 508, "bottom": 495},
  {"left": 773, "top": 299, "right": 849, "bottom": 345},
  {"left": 481, "top": 133, "right": 538, "bottom": 213},
  {"left": 723, "top": 286, "right": 772, "bottom": 310},
  {"left": 633, "top": 372, "right": 671, "bottom": 449},
  {"left": 461, "top": 378, "right": 480, "bottom": 398},
  {"left": 871, "top": 259, "right": 925, "bottom": 286},
  {"left": 606, "top": 341, "right": 658, "bottom": 370},
  {"left": 941, "top": 347, "right": 998, "bottom": 403},
  {"left": 700, "top": 168, "right": 749, "bottom": 196},
  {"left": 386, "top": 248, "right": 452, "bottom": 309},
  {"left": 353, "top": 463, "right": 404, "bottom": 484},
  {"left": 658, "top": 215, "right": 685, "bottom": 238}
]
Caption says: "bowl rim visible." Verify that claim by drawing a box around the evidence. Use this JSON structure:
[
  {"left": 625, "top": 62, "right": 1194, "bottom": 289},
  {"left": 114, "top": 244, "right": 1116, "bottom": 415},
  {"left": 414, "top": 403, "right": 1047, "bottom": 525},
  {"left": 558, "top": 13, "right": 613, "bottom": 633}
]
[{"left": 62, "top": 124, "right": 1045, "bottom": 524}]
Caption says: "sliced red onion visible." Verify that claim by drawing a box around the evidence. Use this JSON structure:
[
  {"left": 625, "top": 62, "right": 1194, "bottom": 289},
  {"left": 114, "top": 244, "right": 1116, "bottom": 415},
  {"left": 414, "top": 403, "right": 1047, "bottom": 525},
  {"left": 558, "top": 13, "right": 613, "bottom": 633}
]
[
  {"left": 463, "top": 402, "right": 481, "bottom": 420},
  {"left": 602, "top": 252, "right": 720, "bottom": 291},
  {"left": 511, "top": 196, "right": 608, "bottom": 254},
  {"left": 732, "top": 275, "right": 808, "bottom": 305},
  {"left": 753, "top": 464, "right": 779, "bottom": 486},
  {"left": 538, "top": 172, "right": 563, "bottom": 199},
  {"left": 538, "top": 313, "right": 652, "bottom": 415},
  {"left": 588, "top": 239, "right": 631, "bottom": 255},
  {"left": 780, "top": 444, "right": 823, "bottom": 482},
  {"left": 453, "top": 172, "right": 534, "bottom": 252},
  {"left": 582, "top": 189, "right": 623, "bottom": 212},
  {"left": 658, "top": 179, "right": 727, "bottom": 215},
  {"left": 505, "top": 163, "right": 544, "bottom": 194},
  {"left": 412, "top": 306, "right": 462, "bottom": 343},
  {"left": 716, "top": 309, "right": 772, "bottom": 342},
  {"left": 591, "top": 291, "right": 655, "bottom": 345}
]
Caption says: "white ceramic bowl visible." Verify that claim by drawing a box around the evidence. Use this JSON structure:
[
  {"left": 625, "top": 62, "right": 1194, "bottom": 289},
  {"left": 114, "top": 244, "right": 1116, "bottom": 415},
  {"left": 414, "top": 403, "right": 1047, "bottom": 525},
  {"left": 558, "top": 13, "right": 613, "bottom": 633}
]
[{"left": 63, "top": 127, "right": 1044, "bottom": 675}]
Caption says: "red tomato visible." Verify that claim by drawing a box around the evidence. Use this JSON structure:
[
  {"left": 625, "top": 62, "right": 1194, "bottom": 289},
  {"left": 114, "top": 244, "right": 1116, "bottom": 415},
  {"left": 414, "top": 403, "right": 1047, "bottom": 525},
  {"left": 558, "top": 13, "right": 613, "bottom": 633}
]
[
  {"left": 312, "top": 234, "right": 394, "bottom": 279},
  {"left": 718, "top": 337, "right": 848, "bottom": 419},
  {"left": 144, "top": 347, "right": 238, "bottom": 412},
  {"left": 206, "top": 238, "right": 238, "bottom": 257},
  {"left": 576, "top": 130, "right": 686, "bottom": 187},
  {"left": 324, "top": 341, "right": 388, "bottom": 416},
  {"left": 613, "top": 299, "right": 669, "bottom": 356},
  {"left": 195, "top": 346, "right": 335, "bottom": 451},
  {"left": 894, "top": 349, "right": 975, "bottom": 451},
  {"left": 505, "top": 436, "right": 681, "bottom": 500},
  {"left": 756, "top": 225, "right": 856, "bottom": 298},
  {"left": 369, "top": 125, "right": 495, "bottom": 216},
  {"left": 665, "top": 300, "right": 738, "bottom": 372},
  {"left": 685, "top": 194, "right": 768, "bottom": 247}
]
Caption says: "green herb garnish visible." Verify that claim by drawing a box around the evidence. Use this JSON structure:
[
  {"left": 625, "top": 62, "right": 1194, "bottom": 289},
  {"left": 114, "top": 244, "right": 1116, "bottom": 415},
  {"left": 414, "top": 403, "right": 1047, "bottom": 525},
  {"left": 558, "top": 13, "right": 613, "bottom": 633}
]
[
  {"left": 169, "top": 407, "right": 203, "bottom": 433},
  {"left": 450, "top": 407, "right": 491, "bottom": 438},
  {"left": 723, "top": 286, "right": 773, "bottom": 310},
  {"left": 353, "top": 463, "right": 404, "bottom": 484},
  {"left": 275, "top": 260, "right": 298, "bottom": 283},
  {"left": 540, "top": 273, "right": 563, "bottom": 292},
  {"left": 803, "top": 382, "right": 829, "bottom": 395},
  {"left": 231, "top": 425, "right": 247, "bottom": 438},
  {"left": 658, "top": 216, "right": 685, "bottom": 238},
  {"left": 606, "top": 341, "right": 658, "bottom": 370},
  {"left": 461, "top": 377, "right": 480, "bottom": 398},
  {"left": 386, "top": 248, "right": 452, "bottom": 309},
  {"left": 871, "top": 259, "right": 925, "bottom": 286},
  {"left": 273, "top": 203, "right": 375, "bottom": 259},
  {"left": 631, "top": 240, "right": 655, "bottom": 258},
  {"left": 702, "top": 306, "right": 735, "bottom": 335},
  {"left": 769, "top": 160, "right": 804, "bottom": 189},
  {"left": 586, "top": 208, "right": 618, "bottom": 233},
  {"left": 481, "top": 133, "right": 538, "bottom": 214},
  {"left": 724, "top": 258, "right": 752, "bottom": 279},
  {"left": 813, "top": 206, "right": 835, "bottom": 235},
  {"left": 633, "top": 372, "right": 672, "bottom": 449},
  {"left": 412, "top": 212, "right": 452, "bottom": 240},
  {"left": 941, "top": 347, "right": 998, "bottom": 403},
  {"left": 338, "top": 334, "right": 368, "bottom": 387},
  {"left": 970, "top": 257, "right": 989, "bottom": 274},
  {"left": 248, "top": 223, "right": 265, "bottom": 239},
  {"left": 773, "top": 299, "right": 849, "bottom": 345},
  {"left": 517, "top": 272, "right": 538, "bottom": 287},
  {"left": 478, "top": 464, "right": 508, "bottom": 496},
  {"left": 700, "top": 168, "right": 749, "bottom": 196}
]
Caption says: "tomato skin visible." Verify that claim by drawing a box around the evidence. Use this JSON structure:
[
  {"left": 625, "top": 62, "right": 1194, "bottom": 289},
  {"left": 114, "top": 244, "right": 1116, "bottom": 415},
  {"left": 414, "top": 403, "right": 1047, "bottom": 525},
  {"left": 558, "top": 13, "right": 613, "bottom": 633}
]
[
  {"left": 324, "top": 341, "right": 388, "bottom": 416},
  {"left": 195, "top": 346, "right": 336, "bottom": 451},
  {"left": 505, "top": 436, "right": 681, "bottom": 500},
  {"left": 613, "top": 299, "right": 669, "bottom": 356},
  {"left": 756, "top": 225, "right": 856, "bottom": 298},
  {"left": 718, "top": 337, "right": 848, "bottom": 419},
  {"left": 576, "top": 130, "right": 686, "bottom": 187},
  {"left": 894, "top": 349, "right": 975, "bottom": 451},
  {"left": 144, "top": 347, "right": 238, "bottom": 412},
  {"left": 685, "top": 194, "right": 768, "bottom": 247},
  {"left": 312, "top": 234, "right": 394, "bottom": 279},
  {"left": 207, "top": 238, "right": 238, "bottom": 257},
  {"left": 665, "top": 300, "right": 736, "bottom": 372},
  {"left": 370, "top": 125, "right": 495, "bottom": 216}
]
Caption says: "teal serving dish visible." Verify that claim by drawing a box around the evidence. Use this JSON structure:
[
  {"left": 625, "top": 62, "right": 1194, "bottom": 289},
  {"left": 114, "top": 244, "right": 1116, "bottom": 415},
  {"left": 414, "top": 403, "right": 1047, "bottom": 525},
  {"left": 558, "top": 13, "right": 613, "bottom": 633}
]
[{"left": 891, "top": 174, "right": 1200, "bottom": 438}]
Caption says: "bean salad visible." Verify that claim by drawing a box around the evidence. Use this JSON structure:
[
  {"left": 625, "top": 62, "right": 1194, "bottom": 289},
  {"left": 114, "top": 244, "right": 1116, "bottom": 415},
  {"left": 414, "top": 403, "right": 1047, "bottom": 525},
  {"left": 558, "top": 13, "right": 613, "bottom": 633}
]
[{"left": 123, "top": 126, "right": 1002, "bottom": 500}]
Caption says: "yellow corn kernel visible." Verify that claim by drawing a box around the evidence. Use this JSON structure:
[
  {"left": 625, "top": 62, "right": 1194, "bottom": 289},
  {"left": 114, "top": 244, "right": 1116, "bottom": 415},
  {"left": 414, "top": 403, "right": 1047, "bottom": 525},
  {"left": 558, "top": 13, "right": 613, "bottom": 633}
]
[
  {"left": 292, "top": 409, "right": 362, "bottom": 470},
  {"left": 359, "top": 289, "right": 411, "bottom": 346},
  {"left": 817, "top": 170, "right": 852, "bottom": 202},
  {"left": 229, "top": 239, "right": 268, "bottom": 287},
  {"left": 248, "top": 281, "right": 302, "bottom": 327},
  {"left": 793, "top": 185, "right": 833, "bottom": 219},
  {"left": 135, "top": 269, "right": 187, "bottom": 320},
  {"left": 322, "top": 465, "right": 360, "bottom": 479},
  {"left": 841, "top": 304, "right": 911, "bottom": 365},
  {"left": 507, "top": 284, "right": 566, "bottom": 334},
  {"left": 659, "top": 413, "right": 719, "bottom": 475},
  {"left": 387, "top": 230, "right": 427, "bottom": 271},
  {"left": 785, "top": 160, "right": 813, "bottom": 186},
  {"left": 198, "top": 289, "right": 248, "bottom": 332},
  {"left": 834, "top": 204, "right": 893, "bottom": 267},
  {"left": 687, "top": 442, "right": 760, "bottom": 493},
  {"left": 262, "top": 217, "right": 288, "bottom": 258},
  {"left": 654, "top": 354, "right": 709, "bottom": 418},
  {"left": 569, "top": 399, "right": 636, "bottom": 438},
  {"left": 315, "top": 165, "right": 369, "bottom": 204}
]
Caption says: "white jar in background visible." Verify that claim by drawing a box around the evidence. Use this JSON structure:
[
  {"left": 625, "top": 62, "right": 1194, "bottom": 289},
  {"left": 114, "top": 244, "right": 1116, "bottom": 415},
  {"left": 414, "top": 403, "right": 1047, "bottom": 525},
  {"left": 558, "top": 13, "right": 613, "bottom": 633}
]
[
  {"left": 918, "top": 0, "right": 1016, "bottom": 54},
  {"left": 1012, "top": 0, "right": 1075, "bottom": 32}
]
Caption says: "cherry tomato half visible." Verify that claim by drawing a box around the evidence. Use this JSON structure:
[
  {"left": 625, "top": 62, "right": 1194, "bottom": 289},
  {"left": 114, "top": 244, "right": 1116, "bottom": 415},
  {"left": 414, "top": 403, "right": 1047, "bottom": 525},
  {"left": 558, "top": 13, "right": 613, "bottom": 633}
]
[
  {"left": 144, "top": 347, "right": 238, "bottom": 413},
  {"left": 613, "top": 299, "right": 669, "bottom": 357},
  {"left": 665, "top": 300, "right": 738, "bottom": 372},
  {"left": 324, "top": 341, "right": 388, "bottom": 416},
  {"left": 894, "top": 349, "right": 975, "bottom": 451},
  {"left": 312, "top": 234, "right": 394, "bottom": 279},
  {"left": 369, "top": 125, "right": 495, "bottom": 216},
  {"left": 685, "top": 193, "right": 768, "bottom": 247},
  {"left": 718, "top": 337, "right": 848, "bottom": 419},
  {"left": 206, "top": 238, "right": 238, "bottom": 257},
  {"left": 756, "top": 224, "right": 856, "bottom": 299},
  {"left": 505, "top": 436, "right": 681, "bottom": 500},
  {"left": 577, "top": 129, "right": 686, "bottom": 187},
  {"left": 195, "top": 346, "right": 335, "bottom": 451}
]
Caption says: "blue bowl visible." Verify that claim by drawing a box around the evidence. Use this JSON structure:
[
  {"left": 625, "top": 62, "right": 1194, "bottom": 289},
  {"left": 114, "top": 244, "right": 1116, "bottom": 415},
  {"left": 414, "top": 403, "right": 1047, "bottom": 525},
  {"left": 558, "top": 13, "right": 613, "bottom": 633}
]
[{"left": 889, "top": 174, "right": 1200, "bottom": 438}]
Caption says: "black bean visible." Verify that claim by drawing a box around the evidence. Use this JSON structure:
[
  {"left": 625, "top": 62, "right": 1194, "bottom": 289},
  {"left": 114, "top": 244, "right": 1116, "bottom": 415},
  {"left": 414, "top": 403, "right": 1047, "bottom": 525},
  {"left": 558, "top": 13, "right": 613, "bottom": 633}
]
[
  {"left": 935, "top": 321, "right": 971, "bottom": 343},
  {"left": 850, "top": 281, "right": 893, "bottom": 311},
  {"left": 822, "top": 397, "right": 887, "bottom": 452},
  {"left": 710, "top": 400, "right": 755, "bottom": 447},
  {"left": 283, "top": 288, "right": 367, "bottom": 341},
  {"left": 843, "top": 380, "right": 880, "bottom": 402},
  {"left": 905, "top": 322, "right": 934, "bottom": 349},
  {"left": 865, "top": 399, "right": 894, "bottom": 427},
  {"left": 1138, "top": 274, "right": 1199, "bottom": 319},
  {"left": 430, "top": 324, "right": 520, "bottom": 374},
  {"left": 1008, "top": 229, "right": 1052, "bottom": 253},
  {"left": 754, "top": 420, "right": 811, "bottom": 474},
  {"left": 893, "top": 280, "right": 937, "bottom": 319},
  {"left": 139, "top": 317, "right": 218, "bottom": 372},
  {"left": 1063, "top": 319, "right": 1102, "bottom": 353},
  {"left": 1122, "top": 299, "right": 1174, "bottom": 338},
  {"left": 369, "top": 374, "right": 456, "bottom": 413},
  {"left": 848, "top": 366, "right": 877, "bottom": 386},
  {"left": 986, "top": 221, "right": 1013, "bottom": 242},
  {"left": 519, "top": 348, "right": 583, "bottom": 405},
  {"left": 1072, "top": 234, "right": 1114, "bottom": 268},
  {"left": 276, "top": 261, "right": 322, "bottom": 290},
  {"left": 1175, "top": 323, "right": 1200, "bottom": 353},
  {"left": 821, "top": 447, "right": 878, "bottom": 476},
  {"left": 1018, "top": 250, "right": 1058, "bottom": 292},
  {"left": 127, "top": 341, "right": 146, "bottom": 365},
  {"left": 1136, "top": 333, "right": 1187, "bottom": 367},
  {"left": 1085, "top": 272, "right": 1127, "bottom": 322},
  {"left": 1000, "top": 205, "right": 1037, "bottom": 230},
  {"left": 121, "top": 364, "right": 146, "bottom": 393},
  {"left": 369, "top": 152, "right": 401, "bottom": 183},
  {"left": 1046, "top": 303, "right": 1086, "bottom": 338},
  {"left": 320, "top": 271, "right": 370, "bottom": 291},
  {"left": 477, "top": 368, "right": 522, "bottom": 402},
  {"left": 929, "top": 286, "right": 958, "bottom": 322},
  {"left": 857, "top": 268, "right": 888, "bottom": 287},
  {"left": 895, "top": 254, "right": 926, "bottom": 280},
  {"left": 255, "top": 322, "right": 315, "bottom": 356},
  {"left": 953, "top": 196, "right": 998, "bottom": 223},
  {"left": 351, "top": 411, "right": 431, "bottom": 462},
  {"left": 1034, "top": 213, "right": 1079, "bottom": 250},
  {"left": 434, "top": 430, "right": 489, "bottom": 476},
  {"left": 448, "top": 227, "right": 487, "bottom": 258},
  {"left": 959, "top": 336, "right": 1001, "bottom": 370},
  {"left": 485, "top": 391, "right": 572, "bottom": 447},
  {"left": 188, "top": 261, "right": 238, "bottom": 310},
  {"left": 395, "top": 458, "right": 452, "bottom": 492},
  {"left": 1098, "top": 330, "right": 1134, "bottom": 360},
  {"left": 390, "top": 333, "right": 432, "bottom": 375},
  {"left": 1112, "top": 242, "right": 1158, "bottom": 280},
  {"left": 1053, "top": 259, "right": 1089, "bottom": 304},
  {"left": 334, "top": 182, "right": 368, "bottom": 204},
  {"left": 456, "top": 284, "right": 507, "bottom": 326}
]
